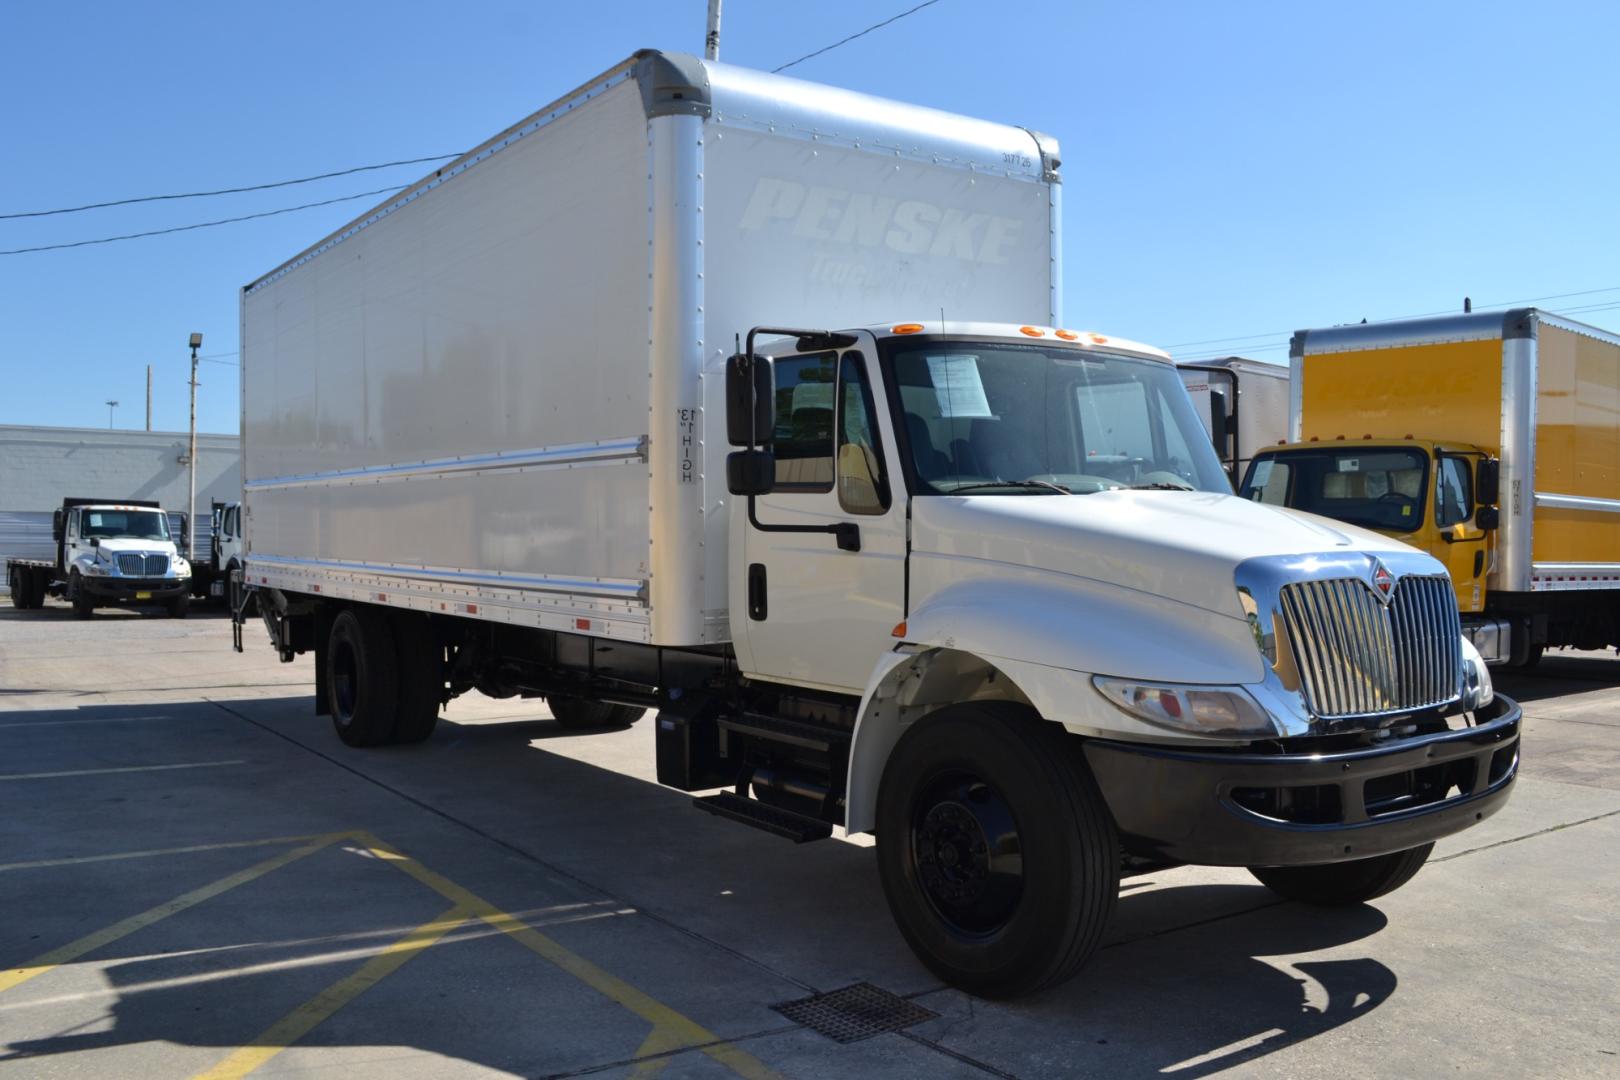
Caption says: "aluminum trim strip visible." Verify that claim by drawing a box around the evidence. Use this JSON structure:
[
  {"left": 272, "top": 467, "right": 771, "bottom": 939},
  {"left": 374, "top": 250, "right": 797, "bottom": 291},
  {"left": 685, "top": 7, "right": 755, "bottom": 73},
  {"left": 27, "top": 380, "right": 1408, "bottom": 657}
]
[
  {"left": 1535, "top": 492, "right": 1620, "bottom": 514},
  {"left": 246, "top": 554, "right": 647, "bottom": 600},
  {"left": 244, "top": 437, "right": 647, "bottom": 492},
  {"left": 1532, "top": 562, "right": 1620, "bottom": 574}
]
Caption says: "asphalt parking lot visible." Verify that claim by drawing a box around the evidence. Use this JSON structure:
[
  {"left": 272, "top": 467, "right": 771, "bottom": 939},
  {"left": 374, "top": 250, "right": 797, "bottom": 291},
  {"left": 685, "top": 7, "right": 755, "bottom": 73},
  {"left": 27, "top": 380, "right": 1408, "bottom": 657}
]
[{"left": 1, "top": 602, "right": 1617, "bottom": 1079}]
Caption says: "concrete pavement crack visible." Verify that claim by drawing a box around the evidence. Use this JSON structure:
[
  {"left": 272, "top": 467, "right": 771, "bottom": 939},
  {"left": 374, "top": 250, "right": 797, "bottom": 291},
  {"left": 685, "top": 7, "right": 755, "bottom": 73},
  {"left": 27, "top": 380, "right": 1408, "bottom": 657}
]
[{"left": 1431, "top": 807, "right": 1620, "bottom": 863}]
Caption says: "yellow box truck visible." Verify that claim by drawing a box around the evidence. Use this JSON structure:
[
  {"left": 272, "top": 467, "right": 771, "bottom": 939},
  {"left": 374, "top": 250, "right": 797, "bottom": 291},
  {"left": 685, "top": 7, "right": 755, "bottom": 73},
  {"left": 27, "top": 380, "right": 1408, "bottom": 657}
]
[{"left": 1239, "top": 308, "right": 1620, "bottom": 665}]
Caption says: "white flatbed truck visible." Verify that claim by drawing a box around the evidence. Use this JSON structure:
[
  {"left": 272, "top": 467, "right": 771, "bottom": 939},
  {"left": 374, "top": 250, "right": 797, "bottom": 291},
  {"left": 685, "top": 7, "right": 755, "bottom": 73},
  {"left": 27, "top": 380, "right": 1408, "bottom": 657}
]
[
  {"left": 235, "top": 50, "right": 1520, "bottom": 998},
  {"left": 7, "top": 498, "right": 192, "bottom": 616}
]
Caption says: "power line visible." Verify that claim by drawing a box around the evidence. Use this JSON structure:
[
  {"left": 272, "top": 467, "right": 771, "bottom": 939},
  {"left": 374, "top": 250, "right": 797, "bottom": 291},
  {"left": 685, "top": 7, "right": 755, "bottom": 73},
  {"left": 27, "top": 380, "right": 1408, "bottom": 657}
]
[
  {"left": 0, "top": 154, "right": 462, "bottom": 221},
  {"left": 774, "top": 0, "right": 945, "bottom": 73},
  {"left": 0, "top": 185, "right": 407, "bottom": 256}
]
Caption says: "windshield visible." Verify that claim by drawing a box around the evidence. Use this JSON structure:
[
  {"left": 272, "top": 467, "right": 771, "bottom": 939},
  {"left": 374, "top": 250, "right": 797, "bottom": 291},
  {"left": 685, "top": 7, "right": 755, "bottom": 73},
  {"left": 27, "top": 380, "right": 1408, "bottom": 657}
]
[
  {"left": 882, "top": 340, "right": 1230, "bottom": 495},
  {"left": 81, "top": 509, "right": 171, "bottom": 541},
  {"left": 1240, "top": 447, "right": 1429, "bottom": 532}
]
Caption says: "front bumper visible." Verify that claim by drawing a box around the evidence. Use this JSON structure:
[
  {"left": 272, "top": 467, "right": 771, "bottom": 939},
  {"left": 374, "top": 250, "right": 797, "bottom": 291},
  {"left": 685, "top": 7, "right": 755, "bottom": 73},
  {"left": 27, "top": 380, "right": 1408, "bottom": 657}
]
[
  {"left": 83, "top": 576, "right": 189, "bottom": 602},
  {"left": 1082, "top": 695, "right": 1521, "bottom": 867}
]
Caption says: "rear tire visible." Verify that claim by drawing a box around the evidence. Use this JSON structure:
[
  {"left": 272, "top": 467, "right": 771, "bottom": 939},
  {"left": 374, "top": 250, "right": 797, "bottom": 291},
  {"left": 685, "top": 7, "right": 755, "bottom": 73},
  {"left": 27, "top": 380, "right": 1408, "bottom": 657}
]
[
  {"left": 21, "top": 569, "right": 44, "bottom": 609},
  {"left": 7, "top": 569, "right": 22, "bottom": 609},
  {"left": 875, "top": 703, "right": 1119, "bottom": 999},
  {"left": 547, "top": 696, "right": 645, "bottom": 730},
  {"left": 326, "top": 608, "right": 399, "bottom": 747},
  {"left": 390, "top": 613, "right": 443, "bottom": 744},
  {"left": 1249, "top": 843, "right": 1434, "bottom": 905},
  {"left": 71, "top": 573, "right": 95, "bottom": 618}
]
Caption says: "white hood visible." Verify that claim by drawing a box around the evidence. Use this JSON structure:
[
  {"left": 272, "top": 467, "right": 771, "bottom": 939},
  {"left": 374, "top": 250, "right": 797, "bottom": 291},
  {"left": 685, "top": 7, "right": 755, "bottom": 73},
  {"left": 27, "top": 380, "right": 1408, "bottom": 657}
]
[
  {"left": 94, "top": 536, "right": 179, "bottom": 556},
  {"left": 911, "top": 490, "right": 1426, "bottom": 619}
]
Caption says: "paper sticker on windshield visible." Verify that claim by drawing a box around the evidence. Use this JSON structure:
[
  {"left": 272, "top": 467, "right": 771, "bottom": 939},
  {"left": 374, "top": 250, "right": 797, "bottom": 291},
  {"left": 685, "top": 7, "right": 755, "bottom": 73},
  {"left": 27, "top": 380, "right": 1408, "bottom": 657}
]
[
  {"left": 1250, "top": 460, "right": 1273, "bottom": 487},
  {"left": 1337, "top": 457, "right": 1360, "bottom": 472},
  {"left": 927, "top": 355, "right": 993, "bottom": 418}
]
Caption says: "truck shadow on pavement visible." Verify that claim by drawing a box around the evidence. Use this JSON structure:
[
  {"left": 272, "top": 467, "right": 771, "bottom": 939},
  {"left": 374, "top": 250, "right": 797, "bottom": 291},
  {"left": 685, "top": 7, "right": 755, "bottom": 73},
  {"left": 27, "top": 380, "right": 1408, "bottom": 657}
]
[
  {"left": 0, "top": 699, "right": 1401, "bottom": 1077},
  {"left": 1495, "top": 651, "right": 1620, "bottom": 704}
]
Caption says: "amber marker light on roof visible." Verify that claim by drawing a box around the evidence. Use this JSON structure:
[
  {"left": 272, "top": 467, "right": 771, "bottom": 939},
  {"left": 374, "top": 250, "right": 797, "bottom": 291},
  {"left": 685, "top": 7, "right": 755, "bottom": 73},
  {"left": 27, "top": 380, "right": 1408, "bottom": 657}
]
[
  {"left": 891, "top": 323, "right": 925, "bottom": 334},
  {"left": 1088, "top": 333, "right": 1109, "bottom": 344},
  {"left": 1054, "top": 329, "right": 1079, "bottom": 340},
  {"left": 1019, "top": 326, "right": 1044, "bottom": 337}
]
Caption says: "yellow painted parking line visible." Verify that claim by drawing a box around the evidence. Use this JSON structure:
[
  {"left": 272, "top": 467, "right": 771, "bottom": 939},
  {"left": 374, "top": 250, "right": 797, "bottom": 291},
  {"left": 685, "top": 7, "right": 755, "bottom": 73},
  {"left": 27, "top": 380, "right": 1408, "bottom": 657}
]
[
  {"left": 629, "top": 1024, "right": 688, "bottom": 1079},
  {"left": 0, "top": 834, "right": 344, "bottom": 995},
  {"left": 190, "top": 905, "right": 474, "bottom": 1080},
  {"left": 0, "top": 834, "right": 330, "bottom": 873},
  {"left": 354, "top": 833, "right": 783, "bottom": 1080},
  {"left": 0, "top": 760, "right": 248, "bottom": 781}
]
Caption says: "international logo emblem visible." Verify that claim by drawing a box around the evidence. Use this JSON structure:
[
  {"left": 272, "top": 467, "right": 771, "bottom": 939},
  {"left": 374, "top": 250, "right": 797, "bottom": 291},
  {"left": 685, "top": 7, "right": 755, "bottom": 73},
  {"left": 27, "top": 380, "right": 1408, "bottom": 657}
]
[{"left": 1371, "top": 559, "right": 1394, "bottom": 601}]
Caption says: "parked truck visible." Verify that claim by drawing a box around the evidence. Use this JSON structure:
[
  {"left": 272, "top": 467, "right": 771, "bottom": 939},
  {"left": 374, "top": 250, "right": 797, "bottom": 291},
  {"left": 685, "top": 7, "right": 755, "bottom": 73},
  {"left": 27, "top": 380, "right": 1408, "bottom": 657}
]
[
  {"left": 7, "top": 498, "right": 192, "bottom": 616},
  {"left": 1239, "top": 308, "right": 1620, "bottom": 665},
  {"left": 188, "top": 498, "right": 244, "bottom": 603},
  {"left": 234, "top": 50, "right": 1519, "bottom": 998},
  {"left": 1179, "top": 356, "right": 1291, "bottom": 485}
]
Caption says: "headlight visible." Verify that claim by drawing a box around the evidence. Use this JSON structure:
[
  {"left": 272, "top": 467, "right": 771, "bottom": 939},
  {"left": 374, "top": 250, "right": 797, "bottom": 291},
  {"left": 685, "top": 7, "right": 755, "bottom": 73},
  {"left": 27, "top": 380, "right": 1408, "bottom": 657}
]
[
  {"left": 172, "top": 558, "right": 190, "bottom": 578},
  {"left": 1460, "top": 638, "right": 1493, "bottom": 711},
  {"left": 1093, "top": 677, "right": 1282, "bottom": 738}
]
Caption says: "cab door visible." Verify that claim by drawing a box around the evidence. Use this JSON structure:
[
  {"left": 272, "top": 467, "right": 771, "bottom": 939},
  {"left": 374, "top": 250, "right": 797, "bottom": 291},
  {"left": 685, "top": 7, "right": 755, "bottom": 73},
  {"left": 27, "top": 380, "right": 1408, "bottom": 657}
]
[
  {"left": 733, "top": 339, "right": 907, "bottom": 693},
  {"left": 1435, "top": 452, "right": 1489, "bottom": 613}
]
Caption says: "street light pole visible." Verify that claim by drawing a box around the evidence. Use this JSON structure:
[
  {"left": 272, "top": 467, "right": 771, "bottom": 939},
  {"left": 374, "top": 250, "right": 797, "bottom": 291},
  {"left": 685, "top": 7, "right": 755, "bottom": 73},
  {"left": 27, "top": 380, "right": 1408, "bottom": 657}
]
[
  {"left": 105, "top": 400, "right": 119, "bottom": 428},
  {"left": 187, "top": 332, "right": 202, "bottom": 562}
]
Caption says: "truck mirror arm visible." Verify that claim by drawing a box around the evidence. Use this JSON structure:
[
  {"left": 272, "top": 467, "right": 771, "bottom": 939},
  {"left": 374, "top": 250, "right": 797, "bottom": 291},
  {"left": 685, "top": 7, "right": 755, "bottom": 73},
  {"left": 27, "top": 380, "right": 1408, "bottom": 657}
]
[{"left": 747, "top": 496, "right": 861, "bottom": 552}]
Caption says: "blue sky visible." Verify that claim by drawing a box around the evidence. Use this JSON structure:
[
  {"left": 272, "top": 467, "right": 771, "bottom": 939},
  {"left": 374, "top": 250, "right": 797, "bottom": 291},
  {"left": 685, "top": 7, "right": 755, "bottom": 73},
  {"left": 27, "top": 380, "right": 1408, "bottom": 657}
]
[{"left": 2, "top": 0, "right": 1616, "bottom": 434}]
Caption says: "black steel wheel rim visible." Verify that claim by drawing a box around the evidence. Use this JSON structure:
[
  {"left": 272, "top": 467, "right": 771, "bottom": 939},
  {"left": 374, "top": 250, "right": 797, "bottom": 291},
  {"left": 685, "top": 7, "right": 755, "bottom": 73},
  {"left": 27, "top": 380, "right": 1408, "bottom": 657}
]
[
  {"left": 910, "top": 770, "right": 1024, "bottom": 936},
  {"left": 331, "top": 638, "right": 359, "bottom": 721}
]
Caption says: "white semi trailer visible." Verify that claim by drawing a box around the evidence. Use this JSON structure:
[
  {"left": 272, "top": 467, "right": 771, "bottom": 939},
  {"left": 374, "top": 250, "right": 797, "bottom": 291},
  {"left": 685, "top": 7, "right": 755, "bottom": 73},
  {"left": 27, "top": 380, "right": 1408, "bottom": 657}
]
[
  {"left": 1179, "top": 356, "right": 1291, "bottom": 485},
  {"left": 236, "top": 50, "right": 1519, "bottom": 998}
]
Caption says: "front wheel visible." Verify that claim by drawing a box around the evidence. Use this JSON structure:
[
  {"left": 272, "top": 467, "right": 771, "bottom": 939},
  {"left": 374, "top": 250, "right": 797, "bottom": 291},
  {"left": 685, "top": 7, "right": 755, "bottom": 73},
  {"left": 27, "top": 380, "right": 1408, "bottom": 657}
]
[
  {"left": 875, "top": 703, "right": 1119, "bottom": 999},
  {"left": 71, "top": 573, "right": 95, "bottom": 618},
  {"left": 1249, "top": 843, "right": 1434, "bottom": 906},
  {"left": 169, "top": 592, "right": 190, "bottom": 618}
]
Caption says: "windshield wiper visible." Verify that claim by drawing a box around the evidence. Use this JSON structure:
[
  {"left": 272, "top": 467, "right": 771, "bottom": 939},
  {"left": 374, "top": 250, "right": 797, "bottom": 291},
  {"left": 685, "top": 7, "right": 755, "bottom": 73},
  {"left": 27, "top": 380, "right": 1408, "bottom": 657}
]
[
  {"left": 1123, "top": 481, "right": 1195, "bottom": 491},
  {"left": 946, "top": 480, "right": 1072, "bottom": 495}
]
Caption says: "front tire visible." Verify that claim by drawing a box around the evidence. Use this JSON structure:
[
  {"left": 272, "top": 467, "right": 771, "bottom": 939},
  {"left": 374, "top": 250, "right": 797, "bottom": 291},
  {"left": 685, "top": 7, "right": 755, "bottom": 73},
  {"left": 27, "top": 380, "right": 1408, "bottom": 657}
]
[
  {"left": 547, "top": 696, "right": 645, "bottom": 730},
  {"left": 1249, "top": 843, "right": 1434, "bottom": 906},
  {"left": 169, "top": 592, "right": 190, "bottom": 618},
  {"left": 326, "top": 608, "right": 400, "bottom": 747},
  {"left": 875, "top": 703, "right": 1119, "bottom": 999},
  {"left": 71, "top": 573, "right": 95, "bottom": 618}
]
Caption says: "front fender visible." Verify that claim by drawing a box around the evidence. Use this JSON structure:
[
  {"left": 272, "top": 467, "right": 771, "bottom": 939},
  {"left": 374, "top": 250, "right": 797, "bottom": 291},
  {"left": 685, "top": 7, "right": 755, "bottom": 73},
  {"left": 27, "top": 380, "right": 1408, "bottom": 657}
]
[
  {"left": 844, "top": 578, "right": 1267, "bottom": 834},
  {"left": 903, "top": 575, "right": 1263, "bottom": 686}
]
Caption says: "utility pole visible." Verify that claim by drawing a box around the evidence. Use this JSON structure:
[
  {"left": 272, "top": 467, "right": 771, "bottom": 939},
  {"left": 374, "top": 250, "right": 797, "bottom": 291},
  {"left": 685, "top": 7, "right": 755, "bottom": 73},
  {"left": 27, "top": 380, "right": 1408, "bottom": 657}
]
[
  {"left": 105, "top": 400, "right": 119, "bottom": 429},
  {"left": 187, "top": 332, "right": 202, "bottom": 562},
  {"left": 706, "top": 0, "right": 722, "bottom": 60},
  {"left": 146, "top": 365, "right": 153, "bottom": 431}
]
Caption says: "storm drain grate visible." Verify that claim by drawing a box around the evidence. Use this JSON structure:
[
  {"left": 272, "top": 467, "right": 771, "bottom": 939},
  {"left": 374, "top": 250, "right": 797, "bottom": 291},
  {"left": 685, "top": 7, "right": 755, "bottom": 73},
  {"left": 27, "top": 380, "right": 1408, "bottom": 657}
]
[{"left": 772, "top": 982, "right": 938, "bottom": 1043}]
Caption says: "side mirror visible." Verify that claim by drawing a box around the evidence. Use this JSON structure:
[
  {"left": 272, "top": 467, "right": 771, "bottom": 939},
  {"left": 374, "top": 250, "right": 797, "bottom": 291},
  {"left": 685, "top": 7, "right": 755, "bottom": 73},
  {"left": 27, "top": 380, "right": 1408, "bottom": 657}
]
[
  {"left": 726, "top": 353, "right": 775, "bottom": 447},
  {"left": 90, "top": 537, "right": 101, "bottom": 548},
  {"left": 726, "top": 449, "right": 776, "bottom": 496},
  {"left": 52, "top": 509, "right": 64, "bottom": 542},
  {"left": 179, "top": 516, "right": 189, "bottom": 547},
  {"left": 1476, "top": 506, "right": 1500, "bottom": 531},
  {"left": 1476, "top": 458, "right": 1500, "bottom": 506}
]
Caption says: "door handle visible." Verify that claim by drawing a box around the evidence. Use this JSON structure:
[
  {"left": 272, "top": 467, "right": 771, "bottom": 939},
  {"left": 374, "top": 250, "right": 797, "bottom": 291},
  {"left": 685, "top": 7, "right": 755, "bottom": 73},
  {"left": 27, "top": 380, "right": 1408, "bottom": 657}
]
[{"left": 747, "top": 563, "right": 768, "bottom": 621}]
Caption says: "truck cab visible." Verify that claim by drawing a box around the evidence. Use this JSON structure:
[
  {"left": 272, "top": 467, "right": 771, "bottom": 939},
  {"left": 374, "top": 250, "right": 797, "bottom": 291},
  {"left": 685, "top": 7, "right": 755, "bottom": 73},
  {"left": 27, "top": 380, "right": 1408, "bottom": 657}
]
[
  {"left": 1240, "top": 439, "right": 1500, "bottom": 623},
  {"left": 208, "top": 500, "right": 244, "bottom": 599},
  {"left": 52, "top": 500, "right": 192, "bottom": 617}
]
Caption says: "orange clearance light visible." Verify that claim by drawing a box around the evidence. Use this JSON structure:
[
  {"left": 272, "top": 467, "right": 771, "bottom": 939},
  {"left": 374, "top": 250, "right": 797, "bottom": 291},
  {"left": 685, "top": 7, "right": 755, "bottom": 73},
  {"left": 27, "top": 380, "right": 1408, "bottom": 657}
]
[
  {"left": 1054, "top": 329, "right": 1079, "bottom": 340},
  {"left": 892, "top": 323, "right": 925, "bottom": 335},
  {"left": 1019, "top": 325, "right": 1044, "bottom": 337},
  {"left": 1088, "top": 333, "right": 1109, "bottom": 344},
  {"left": 1309, "top": 436, "right": 1320, "bottom": 441},
  {"left": 891, "top": 620, "right": 908, "bottom": 638},
  {"left": 1363, "top": 433, "right": 1372, "bottom": 439},
  {"left": 1335, "top": 435, "right": 1345, "bottom": 440}
]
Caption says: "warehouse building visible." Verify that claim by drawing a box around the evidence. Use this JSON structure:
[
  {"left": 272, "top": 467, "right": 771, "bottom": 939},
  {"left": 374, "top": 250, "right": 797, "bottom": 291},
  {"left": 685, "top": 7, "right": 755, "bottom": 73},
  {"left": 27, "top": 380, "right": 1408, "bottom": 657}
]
[{"left": 0, "top": 424, "right": 240, "bottom": 566}]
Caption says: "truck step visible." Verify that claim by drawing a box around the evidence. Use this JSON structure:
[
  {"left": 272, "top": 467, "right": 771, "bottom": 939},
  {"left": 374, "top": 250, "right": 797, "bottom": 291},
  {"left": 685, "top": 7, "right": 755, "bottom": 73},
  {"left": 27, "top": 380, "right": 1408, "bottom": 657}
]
[
  {"left": 694, "top": 792, "right": 833, "bottom": 843},
  {"left": 717, "top": 712, "right": 851, "bottom": 754}
]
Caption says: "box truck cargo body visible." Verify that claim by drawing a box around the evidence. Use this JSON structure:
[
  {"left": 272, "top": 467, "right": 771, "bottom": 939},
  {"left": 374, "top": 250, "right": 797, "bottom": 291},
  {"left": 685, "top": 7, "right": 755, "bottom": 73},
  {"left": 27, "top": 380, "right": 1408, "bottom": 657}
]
[
  {"left": 1240, "top": 308, "right": 1620, "bottom": 663},
  {"left": 1178, "top": 356, "right": 1290, "bottom": 483},
  {"left": 238, "top": 51, "right": 1517, "bottom": 999}
]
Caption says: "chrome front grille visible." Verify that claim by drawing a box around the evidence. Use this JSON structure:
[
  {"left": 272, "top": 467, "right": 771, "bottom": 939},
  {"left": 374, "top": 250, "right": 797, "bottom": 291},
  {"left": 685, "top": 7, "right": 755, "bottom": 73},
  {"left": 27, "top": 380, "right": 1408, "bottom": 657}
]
[
  {"left": 1278, "top": 574, "right": 1461, "bottom": 719},
  {"left": 114, "top": 554, "right": 168, "bottom": 576}
]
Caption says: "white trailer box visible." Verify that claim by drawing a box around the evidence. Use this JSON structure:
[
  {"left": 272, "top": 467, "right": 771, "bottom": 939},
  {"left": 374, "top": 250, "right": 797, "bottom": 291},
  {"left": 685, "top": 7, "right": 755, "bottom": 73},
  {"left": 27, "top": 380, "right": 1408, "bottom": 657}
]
[
  {"left": 1178, "top": 356, "right": 1290, "bottom": 482},
  {"left": 242, "top": 51, "right": 1058, "bottom": 647}
]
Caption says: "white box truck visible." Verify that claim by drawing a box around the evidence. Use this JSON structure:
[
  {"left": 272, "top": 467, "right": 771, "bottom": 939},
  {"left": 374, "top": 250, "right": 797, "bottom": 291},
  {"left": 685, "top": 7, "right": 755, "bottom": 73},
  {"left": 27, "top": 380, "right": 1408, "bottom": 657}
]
[
  {"left": 236, "top": 50, "right": 1519, "bottom": 998},
  {"left": 1179, "top": 356, "right": 1291, "bottom": 484}
]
